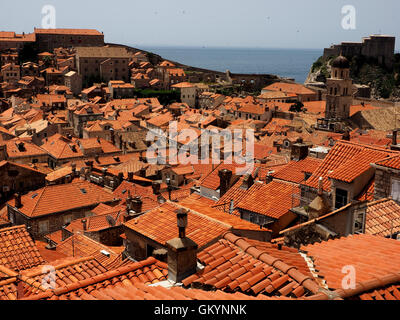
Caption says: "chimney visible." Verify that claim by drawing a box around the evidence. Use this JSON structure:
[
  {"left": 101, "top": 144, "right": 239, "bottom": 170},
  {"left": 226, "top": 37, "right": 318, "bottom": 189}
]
[
  {"left": 152, "top": 181, "right": 161, "bottom": 195},
  {"left": 218, "top": 169, "right": 233, "bottom": 198},
  {"left": 131, "top": 196, "right": 143, "bottom": 214},
  {"left": 342, "top": 130, "right": 350, "bottom": 141},
  {"left": 81, "top": 219, "right": 87, "bottom": 231},
  {"left": 166, "top": 209, "right": 198, "bottom": 283},
  {"left": 290, "top": 142, "right": 309, "bottom": 161},
  {"left": 241, "top": 174, "right": 254, "bottom": 190},
  {"left": 71, "top": 162, "right": 76, "bottom": 177},
  {"left": 318, "top": 177, "right": 323, "bottom": 196},
  {"left": 392, "top": 130, "right": 398, "bottom": 146},
  {"left": 14, "top": 193, "right": 22, "bottom": 209},
  {"left": 127, "top": 172, "right": 134, "bottom": 182}
]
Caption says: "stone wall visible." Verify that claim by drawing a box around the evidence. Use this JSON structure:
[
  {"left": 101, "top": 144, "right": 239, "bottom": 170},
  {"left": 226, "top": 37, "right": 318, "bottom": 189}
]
[{"left": 373, "top": 165, "right": 400, "bottom": 201}]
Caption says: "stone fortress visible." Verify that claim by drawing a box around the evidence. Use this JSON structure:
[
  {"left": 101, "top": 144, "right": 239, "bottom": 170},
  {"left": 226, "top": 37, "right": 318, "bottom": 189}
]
[{"left": 323, "top": 35, "right": 396, "bottom": 69}]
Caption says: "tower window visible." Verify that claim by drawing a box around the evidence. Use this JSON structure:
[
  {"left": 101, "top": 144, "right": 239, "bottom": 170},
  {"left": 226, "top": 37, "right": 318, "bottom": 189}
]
[{"left": 335, "top": 188, "right": 348, "bottom": 209}]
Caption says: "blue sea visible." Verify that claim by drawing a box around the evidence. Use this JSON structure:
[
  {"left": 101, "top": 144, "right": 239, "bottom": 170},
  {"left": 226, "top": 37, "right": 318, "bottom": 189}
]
[{"left": 138, "top": 46, "right": 323, "bottom": 84}]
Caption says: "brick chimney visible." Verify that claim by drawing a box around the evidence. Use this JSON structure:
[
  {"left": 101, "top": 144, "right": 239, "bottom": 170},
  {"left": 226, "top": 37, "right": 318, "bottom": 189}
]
[
  {"left": 290, "top": 142, "right": 309, "bottom": 161},
  {"left": 218, "top": 169, "right": 232, "bottom": 198},
  {"left": 152, "top": 181, "right": 161, "bottom": 195},
  {"left": 392, "top": 130, "right": 398, "bottom": 146},
  {"left": 71, "top": 162, "right": 77, "bottom": 177},
  {"left": 14, "top": 193, "right": 22, "bottom": 209},
  {"left": 131, "top": 196, "right": 143, "bottom": 214},
  {"left": 166, "top": 209, "right": 198, "bottom": 283},
  {"left": 240, "top": 174, "right": 254, "bottom": 190},
  {"left": 318, "top": 177, "right": 323, "bottom": 196},
  {"left": 127, "top": 172, "right": 134, "bottom": 182}
]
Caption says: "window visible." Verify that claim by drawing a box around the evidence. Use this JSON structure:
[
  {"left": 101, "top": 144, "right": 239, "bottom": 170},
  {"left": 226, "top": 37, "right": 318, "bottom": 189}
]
[
  {"left": 64, "top": 214, "right": 73, "bottom": 224},
  {"left": 335, "top": 188, "right": 348, "bottom": 209},
  {"left": 391, "top": 178, "right": 400, "bottom": 202},
  {"left": 39, "top": 220, "right": 49, "bottom": 234}
]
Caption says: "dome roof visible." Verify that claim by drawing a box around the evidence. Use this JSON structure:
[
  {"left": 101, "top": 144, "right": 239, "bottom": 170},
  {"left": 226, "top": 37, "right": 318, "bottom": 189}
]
[{"left": 331, "top": 55, "right": 350, "bottom": 69}]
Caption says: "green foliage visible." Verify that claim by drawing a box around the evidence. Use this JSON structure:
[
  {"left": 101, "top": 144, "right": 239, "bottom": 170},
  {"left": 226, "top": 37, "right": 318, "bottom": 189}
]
[
  {"left": 311, "top": 56, "right": 324, "bottom": 73},
  {"left": 289, "top": 101, "right": 304, "bottom": 112},
  {"left": 133, "top": 89, "right": 180, "bottom": 105}
]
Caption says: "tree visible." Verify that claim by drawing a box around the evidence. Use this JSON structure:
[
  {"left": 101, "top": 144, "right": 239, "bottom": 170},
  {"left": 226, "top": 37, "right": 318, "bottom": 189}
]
[{"left": 289, "top": 101, "right": 304, "bottom": 112}]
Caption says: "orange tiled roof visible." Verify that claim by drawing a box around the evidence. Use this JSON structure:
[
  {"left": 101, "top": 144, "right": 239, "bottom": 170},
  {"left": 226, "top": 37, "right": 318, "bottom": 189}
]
[
  {"left": 8, "top": 180, "right": 117, "bottom": 218},
  {"left": 356, "top": 179, "right": 375, "bottom": 201},
  {"left": 305, "top": 140, "right": 398, "bottom": 191},
  {"left": 364, "top": 198, "right": 400, "bottom": 238},
  {"left": 214, "top": 178, "right": 264, "bottom": 214},
  {"left": 20, "top": 256, "right": 169, "bottom": 300},
  {"left": 65, "top": 205, "right": 126, "bottom": 233},
  {"left": 236, "top": 180, "right": 300, "bottom": 219},
  {"left": 178, "top": 198, "right": 263, "bottom": 231},
  {"left": 263, "top": 82, "right": 316, "bottom": 95},
  {"left": 374, "top": 154, "right": 400, "bottom": 170},
  {"left": 54, "top": 234, "right": 122, "bottom": 268},
  {"left": 0, "top": 256, "right": 108, "bottom": 300},
  {"left": 271, "top": 157, "right": 322, "bottom": 184},
  {"left": 301, "top": 234, "right": 400, "bottom": 290},
  {"left": 0, "top": 225, "right": 45, "bottom": 272},
  {"left": 182, "top": 232, "right": 319, "bottom": 298},
  {"left": 34, "top": 28, "right": 103, "bottom": 36},
  {"left": 4, "top": 139, "right": 47, "bottom": 159},
  {"left": 124, "top": 202, "right": 230, "bottom": 248}
]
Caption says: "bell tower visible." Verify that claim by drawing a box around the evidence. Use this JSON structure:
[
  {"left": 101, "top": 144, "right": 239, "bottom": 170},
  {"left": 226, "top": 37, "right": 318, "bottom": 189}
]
[{"left": 325, "top": 55, "right": 353, "bottom": 120}]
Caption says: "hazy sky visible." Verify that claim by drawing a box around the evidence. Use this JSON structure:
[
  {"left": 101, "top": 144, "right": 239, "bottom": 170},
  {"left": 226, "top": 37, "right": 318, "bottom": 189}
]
[{"left": 1, "top": 0, "right": 399, "bottom": 50}]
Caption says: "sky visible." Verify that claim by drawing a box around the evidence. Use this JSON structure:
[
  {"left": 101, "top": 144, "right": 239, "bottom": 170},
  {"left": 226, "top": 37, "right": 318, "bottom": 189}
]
[{"left": 0, "top": 0, "right": 399, "bottom": 50}]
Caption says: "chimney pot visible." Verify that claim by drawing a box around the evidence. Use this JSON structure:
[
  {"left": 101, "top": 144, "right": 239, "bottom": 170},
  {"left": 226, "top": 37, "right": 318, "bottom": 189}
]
[
  {"left": 14, "top": 193, "right": 22, "bottom": 209},
  {"left": 81, "top": 219, "right": 87, "bottom": 231}
]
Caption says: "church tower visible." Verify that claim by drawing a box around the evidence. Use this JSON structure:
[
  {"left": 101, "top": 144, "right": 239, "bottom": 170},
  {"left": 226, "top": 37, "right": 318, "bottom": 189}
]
[{"left": 325, "top": 55, "right": 353, "bottom": 120}]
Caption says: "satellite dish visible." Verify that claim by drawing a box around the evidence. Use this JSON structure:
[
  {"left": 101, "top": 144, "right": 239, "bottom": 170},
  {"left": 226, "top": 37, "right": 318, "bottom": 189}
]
[{"left": 106, "top": 215, "right": 116, "bottom": 227}]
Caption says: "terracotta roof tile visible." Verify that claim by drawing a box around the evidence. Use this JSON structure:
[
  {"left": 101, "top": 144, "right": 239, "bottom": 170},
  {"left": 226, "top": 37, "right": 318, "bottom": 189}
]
[
  {"left": 305, "top": 140, "right": 397, "bottom": 191},
  {"left": 124, "top": 202, "right": 230, "bottom": 248},
  {"left": 182, "top": 233, "right": 318, "bottom": 298},
  {"left": 364, "top": 198, "right": 400, "bottom": 238},
  {"left": 271, "top": 157, "right": 322, "bottom": 184},
  {"left": 301, "top": 234, "right": 400, "bottom": 290},
  {"left": 7, "top": 180, "right": 117, "bottom": 218},
  {"left": 0, "top": 225, "right": 45, "bottom": 271},
  {"left": 236, "top": 180, "right": 300, "bottom": 219}
]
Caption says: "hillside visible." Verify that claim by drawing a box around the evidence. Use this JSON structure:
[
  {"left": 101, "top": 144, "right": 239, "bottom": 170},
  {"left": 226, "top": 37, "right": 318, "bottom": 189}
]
[{"left": 306, "top": 53, "right": 400, "bottom": 101}]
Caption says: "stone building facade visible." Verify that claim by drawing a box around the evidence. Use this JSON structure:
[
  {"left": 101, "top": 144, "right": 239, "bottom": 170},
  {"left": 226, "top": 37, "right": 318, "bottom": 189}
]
[
  {"left": 34, "top": 28, "right": 104, "bottom": 52},
  {"left": 323, "top": 35, "right": 396, "bottom": 69}
]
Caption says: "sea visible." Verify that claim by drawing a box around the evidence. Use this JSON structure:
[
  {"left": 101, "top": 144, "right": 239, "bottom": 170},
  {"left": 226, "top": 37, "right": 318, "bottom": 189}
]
[{"left": 137, "top": 46, "right": 323, "bottom": 84}]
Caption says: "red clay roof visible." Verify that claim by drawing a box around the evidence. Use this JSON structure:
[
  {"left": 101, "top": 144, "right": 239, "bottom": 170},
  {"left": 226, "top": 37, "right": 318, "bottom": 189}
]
[
  {"left": 375, "top": 154, "right": 400, "bottom": 170},
  {"left": 20, "top": 256, "right": 169, "bottom": 300},
  {"left": 301, "top": 234, "right": 400, "bottom": 290},
  {"left": 124, "top": 202, "right": 230, "bottom": 248},
  {"left": 8, "top": 180, "right": 117, "bottom": 218},
  {"left": 182, "top": 232, "right": 319, "bottom": 298},
  {"left": 271, "top": 157, "right": 322, "bottom": 184},
  {"left": 263, "top": 82, "right": 316, "bottom": 95},
  {"left": 0, "top": 225, "right": 45, "bottom": 271},
  {"left": 305, "top": 140, "right": 398, "bottom": 191},
  {"left": 178, "top": 198, "right": 262, "bottom": 231},
  {"left": 0, "top": 256, "right": 108, "bottom": 300},
  {"left": 236, "top": 180, "right": 300, "bottom": 219},
  {"left": 364, "top": 198, "right": 400, "bottom": 238}
]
